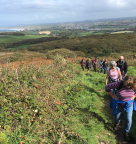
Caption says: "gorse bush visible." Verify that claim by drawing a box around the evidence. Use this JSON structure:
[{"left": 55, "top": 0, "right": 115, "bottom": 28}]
[
  {"left": 46, "top": 48, "right": 77, "bottom": 59},
  {"left": 53, "top": 54, "right": 66, "bottom": 66},
  {"left": 74, "top": 51, "right": 86, "bottom": 57}
]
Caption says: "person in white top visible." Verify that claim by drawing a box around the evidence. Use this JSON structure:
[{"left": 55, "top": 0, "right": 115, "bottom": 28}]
[{"left": 99, "top": 59, "right": 104, "bottom": 73}]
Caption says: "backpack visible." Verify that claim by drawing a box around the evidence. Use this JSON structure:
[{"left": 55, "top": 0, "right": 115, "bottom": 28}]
[{"left": 92, "top": 59, "right": 95, "bottom": 65}]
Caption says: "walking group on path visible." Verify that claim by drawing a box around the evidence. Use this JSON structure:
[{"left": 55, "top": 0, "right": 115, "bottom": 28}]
[{"left": 80, "top": 56, "right": 136, "bottom": 142}]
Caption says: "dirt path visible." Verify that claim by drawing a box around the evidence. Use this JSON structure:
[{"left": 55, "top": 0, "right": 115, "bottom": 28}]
[
  {"left": 104, "top": 96, "right": 135, "bottom": 144},
  {"left": 115, "top": 119, "right": 135, "bottom": 144}
]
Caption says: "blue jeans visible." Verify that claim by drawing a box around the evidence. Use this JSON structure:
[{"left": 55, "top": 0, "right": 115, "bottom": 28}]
[
  {"left": 81, "top": 66, "right": 84, "bottom": 71},
  {"left": 103, "top": 67, "right": 107, "bottom": 74},
  {"left": 115, "top": 104, "right": 133, "bottom": 133},
  {"left": 93, "top": 66, "right": 96, "bottom": 72},
  {"left": 100, "top": 68, "right": 103, "bottom": 73},
  {"left": 111, "top": 88, "right": 117, "bottom": 95}
]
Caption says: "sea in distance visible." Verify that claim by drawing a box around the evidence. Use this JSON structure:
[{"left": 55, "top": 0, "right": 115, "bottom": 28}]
[{"left": 0, "top": 29, "right": 22, "bottom": 32}]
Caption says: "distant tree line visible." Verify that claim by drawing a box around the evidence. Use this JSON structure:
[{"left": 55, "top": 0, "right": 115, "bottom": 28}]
[{"left": 0, "top": 32, "right": 25, "bottom": 36}]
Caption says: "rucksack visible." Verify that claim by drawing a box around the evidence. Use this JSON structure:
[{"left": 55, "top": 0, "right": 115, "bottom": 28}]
[{"left": 92, "top": 59, "right": 95, "bottom": 65}]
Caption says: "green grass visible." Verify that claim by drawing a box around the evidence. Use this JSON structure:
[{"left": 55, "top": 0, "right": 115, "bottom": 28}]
[
  {"left": 79, "top": 31, "right": 104, "bottom": 36},
  {"left": 0, "top": 57, "right": 136, "bottom": 144},
  {"left": 0, "top": 35, "right": 49, "bottom": 44},
  {"left": 7, "top": 44, "right": 36, "bottom": 50},
  {"left": 23, "top": 31, "right": 39, "bottom": 35}
]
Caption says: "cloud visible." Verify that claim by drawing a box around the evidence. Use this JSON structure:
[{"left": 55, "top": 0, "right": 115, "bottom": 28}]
[{"left": 0, "top": 0, "right": 136, "bottom": 26}]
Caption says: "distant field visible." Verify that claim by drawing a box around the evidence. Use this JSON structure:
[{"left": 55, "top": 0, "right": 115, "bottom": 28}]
[
  {"left": 23, "top": 31, "right": 39, "bottom": 35},
  {"left": 79, "top": 31, "right": 104, "bottom": 36},
  {"left": 111, "top": 31, "right": 134, "bottom": 34},
  {"left": 7, "top": 44, "right": 36, "bottom": 50},
  {"left": 38, "top": 31, "right": 51, "bottom": 35},
  {"left": 0, "top": 35, "right": 49, "bottom": 44}
]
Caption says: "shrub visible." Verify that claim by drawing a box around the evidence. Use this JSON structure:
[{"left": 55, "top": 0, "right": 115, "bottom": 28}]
[
  {"left": 85, "top": 53, "right": 92, "bottom": 59},
  {"left": 74, "top": 51, "right": 86, "bottom": 57},
  {"left": 46, "top": 48, "right": 77, "bottom": 59},
  {"left": 53, "top": 54, "right": 66, "bottom": 66},
  {"left": 102, "top": 49, "right": 112, "bottom": 56}
]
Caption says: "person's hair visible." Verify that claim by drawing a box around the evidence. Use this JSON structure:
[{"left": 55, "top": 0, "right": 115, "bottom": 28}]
[
  {"left": 123, "top": 75, "right": 136, "bottom": 90},
  {"left": 105, "top": 59, "right": 107, "bottom": 62},
  {"left": 110, "top": 61, "right": 117, "bottom": 67}
]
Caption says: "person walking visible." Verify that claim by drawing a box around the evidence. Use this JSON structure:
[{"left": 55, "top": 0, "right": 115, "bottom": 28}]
[
  {"left": 99, "top": 59, "right": 104, "bottom": 73},
  {"left": 103, "top": 59, "right": 108, "bottom": 74},
  {"left": 116, "top": 56, "right": 127, "bottom": 80},
  {"left": 85, "top": 58, "right": 89, "bottom": 69},
  {"left": 80, "top": 59, "right": 85, "bottom": 71},
  {"left": 105, "top": 75, "right": 136, "bottom": 142},
  {"left": 105, "top": 61, "right": 122, "bottom": 94},
  {"left": 93, "top": 58, "right": 98, "bottom": 72},
  {"left": 87, "top": 58, "right": 91, "bottom": 72}
]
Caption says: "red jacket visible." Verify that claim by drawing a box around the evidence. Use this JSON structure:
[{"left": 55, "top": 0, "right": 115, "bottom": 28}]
[{"left": 81, "top": 62, "right": 85, "bottom": 66}]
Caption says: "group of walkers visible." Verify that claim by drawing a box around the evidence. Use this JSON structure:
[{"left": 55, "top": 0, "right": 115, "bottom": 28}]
[
  {"left": 80, "top": 58, "right": 109, "bottom": 74},
  {"left": 80, "top": 56, "right": 136, "bottom": 142}
]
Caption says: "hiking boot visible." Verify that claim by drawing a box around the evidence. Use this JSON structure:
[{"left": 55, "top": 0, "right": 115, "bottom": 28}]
[
  {"left": 124, "top": 132, "right": 130, "bottom": 142},
  {"left": 113, "top": 123, "right": 119, "bottom": 131}
]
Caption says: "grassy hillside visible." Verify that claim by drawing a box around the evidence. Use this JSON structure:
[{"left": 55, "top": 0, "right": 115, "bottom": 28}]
[
  {"left": 0, "top": 55, "right": 136, "bottom": 144},
  {"left": 0, "top": 35, "right": 49, "bottom": 44},
  {"left": 27, "top": 33, "right": 136, "bottom": 57}
]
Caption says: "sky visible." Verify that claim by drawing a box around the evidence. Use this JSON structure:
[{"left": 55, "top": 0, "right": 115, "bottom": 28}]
[{"left": 1, "top": 0, "right": 136, "bottom": 27}]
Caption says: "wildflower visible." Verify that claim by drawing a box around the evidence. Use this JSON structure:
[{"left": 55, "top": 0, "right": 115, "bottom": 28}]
[{"left": 56, "top": 101, "right": 62, "bottom": 105}]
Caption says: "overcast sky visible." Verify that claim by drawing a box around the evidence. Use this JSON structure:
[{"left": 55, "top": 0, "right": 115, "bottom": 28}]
[{"left": 1, "top": 0, "right": 136, "bottom": 27}]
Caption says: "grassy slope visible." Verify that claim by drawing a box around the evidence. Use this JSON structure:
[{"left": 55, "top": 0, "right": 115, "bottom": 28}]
[
  {"left": 0, "top": 59, "right": 136, "bottom": 144},
  {"left": 0, "top": 35, "right": 49, "bottom": 44}
]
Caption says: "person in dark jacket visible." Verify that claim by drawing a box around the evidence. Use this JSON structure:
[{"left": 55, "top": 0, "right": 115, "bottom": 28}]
[
  {"left": 85, "top": 58, "right": 89, "bottom": 69},
  {"left": 103, "top": 59, "right": 108, "bottom": 74},
  {"left": 116, "top": 56, "right": 127, "bottom": 80}
]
